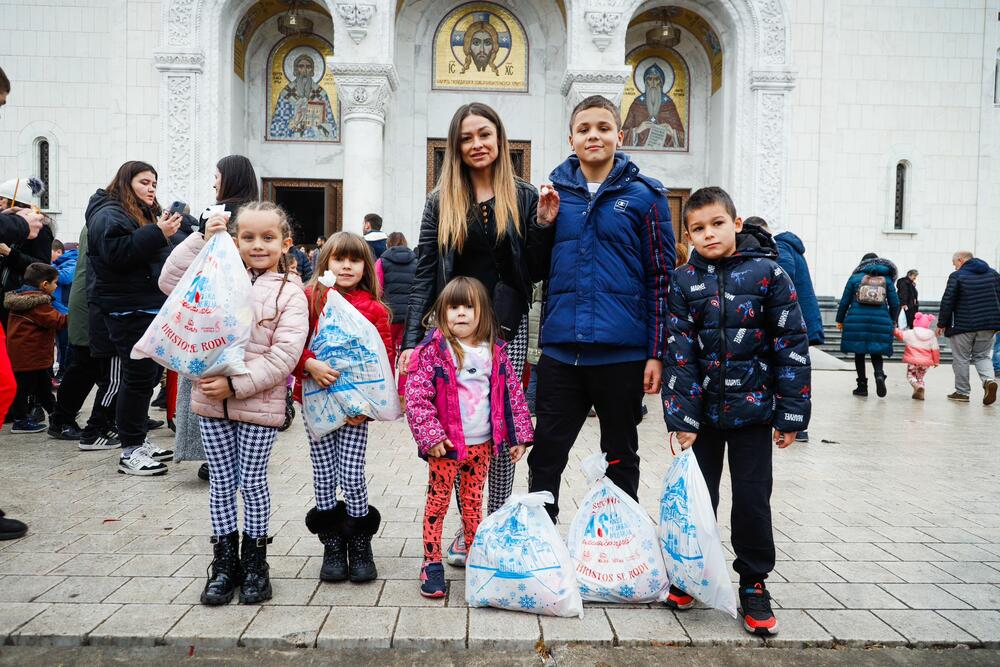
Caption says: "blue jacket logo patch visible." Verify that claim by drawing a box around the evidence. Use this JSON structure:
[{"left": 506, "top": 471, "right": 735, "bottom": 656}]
[{"left": 614, "top": 199, "right": 628, "bottom": 212}]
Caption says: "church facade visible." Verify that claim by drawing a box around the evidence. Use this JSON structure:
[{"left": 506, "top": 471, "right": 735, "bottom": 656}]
[{"left": 1, "top": 0, "right": 996, "bottom": 297}]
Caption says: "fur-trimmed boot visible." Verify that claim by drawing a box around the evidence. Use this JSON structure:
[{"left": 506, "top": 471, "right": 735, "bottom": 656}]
[
  {"left": 239, "top": 534, "right": 273, "bottom": 604},
  {"left": 344, "top": 507, "right": 381, "bottom": 583},
  {"left": 306, "top": 503, "right": 348, "bottom": 582},
  {"left": 200, "top": 531, "right": 241, "bottom": 605}
]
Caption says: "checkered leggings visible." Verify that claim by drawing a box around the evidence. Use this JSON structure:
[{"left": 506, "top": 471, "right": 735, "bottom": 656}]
[
  {"left": 454, "top": 314, "right": 527, "bottom": 518},
  {"left": 308, "top": 422, "right": 369, "bottom": 518},
  {"left": 200, "top": 417, "right": 278, "bottom": 539}
]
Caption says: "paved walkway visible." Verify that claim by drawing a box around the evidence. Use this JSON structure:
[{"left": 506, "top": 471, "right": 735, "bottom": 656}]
[{"left": 1, "top": 365, "right": 998, "bottom": 651}]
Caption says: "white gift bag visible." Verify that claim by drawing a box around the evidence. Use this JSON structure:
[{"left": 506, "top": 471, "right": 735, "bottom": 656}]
[
  {"left": 466, "top": 491, "right": 584, "bottom": 618},
  {"left": 132, "top": 233, "right": 252, "bottom": 379},
  {"left": 302, "top": 273, "right": 402, "bottom": 439},
  {"left": 658, "top": 449, "right": 738, "bottom": 618}
]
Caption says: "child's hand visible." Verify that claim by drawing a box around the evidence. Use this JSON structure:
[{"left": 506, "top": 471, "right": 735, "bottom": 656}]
[
  {"left": 676, "top": 432, "right": 697, "bottom": 450},
  {"left": 427, "top": 439, "right": 452, "bottom": 458},
  {"left": 305, "top": 358, "right": 340, "bottom": 387},
  {"left": 398, "top": 349, "right": 413, "bottom": 374},
  {"left": 200, "top": 376, "right": 233, "bottom": 400},
  {"left": 509, "top": 444, "right": 526, "bottom": 463},
  {"left": 774, "top": 430, "right": 796, "bottom": 448},
  {"left": 643, "top": 359, "right": 663, "bottom": 394},
  {"left": 537, "top": 184, "right": 560, "bottom": 226},
  {"left": 345, "top": 415, "right": 367, "bottom": 426},
  {"left": 836, "top": 322, "right": 843, "bottom": 330},
  {"left": 203, "top": 214, "right": 230, "bottom": 241}
]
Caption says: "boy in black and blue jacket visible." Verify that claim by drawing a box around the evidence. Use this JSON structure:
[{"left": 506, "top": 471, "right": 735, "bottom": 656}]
[
  {"left": 662, "top": 187, "right": 811, "bottom": 636},
  {"left": 527, "top": 95, "right": 674, "bottom": 521}
]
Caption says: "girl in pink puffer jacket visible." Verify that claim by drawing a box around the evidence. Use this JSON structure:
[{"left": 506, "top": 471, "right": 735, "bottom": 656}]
[
  {"left": 159, "top": 201, "right": 308, "bottom": 607},
  {"left": 405, "top": 277, "right": 533, "bottom": 598},
  {"left": 894, "top": 312, "right": 941, "bottom": 400}
]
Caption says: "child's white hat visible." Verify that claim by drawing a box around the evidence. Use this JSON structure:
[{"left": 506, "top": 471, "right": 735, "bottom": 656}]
[{"left": 0, "top": 177, "right": 46, "bottom": 208}]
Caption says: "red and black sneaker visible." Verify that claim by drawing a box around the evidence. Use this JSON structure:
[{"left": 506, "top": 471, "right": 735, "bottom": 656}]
[
  {"left": 739, "top": 583, "right": 778, "bottom": 635},
  {"left": 663, "top": 585, "right": 696, "bottom": 610}
]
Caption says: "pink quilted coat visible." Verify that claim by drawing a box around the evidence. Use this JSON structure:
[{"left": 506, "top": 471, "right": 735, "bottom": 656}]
[
  {"left": 405, "top": 328, "right": 534, "bottom": 461},
  {"left": 894, "top": 326, "right": 941, "bottom": 368},
  {"left": 159, "top": 233, "right": 309, "bottom": 428}
]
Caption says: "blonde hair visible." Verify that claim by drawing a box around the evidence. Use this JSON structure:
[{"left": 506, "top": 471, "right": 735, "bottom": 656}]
[
  {"left": 429, "top": 277, "right": 496, "bottom": 369},
  {"left": 234, "top": 200, "right": 293, "bottom": 325},
  {"left": 436, "top": 103, "right": 520, "bottom": 252},
  {"left": 307, "top": 231, "right": 388, "bottom": 322}
]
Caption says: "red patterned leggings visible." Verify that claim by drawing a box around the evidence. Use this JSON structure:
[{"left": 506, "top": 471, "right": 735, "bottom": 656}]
[
  {"left": 422, "top": 442, "right": 491, "bottom": 564},
  {"left": 907, "top": 364, "right": 928, "bottom": 388}
]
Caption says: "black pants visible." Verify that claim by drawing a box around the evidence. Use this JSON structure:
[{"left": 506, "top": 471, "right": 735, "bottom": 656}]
[
  {"left": 693, "top": 423, "right": 775, "bottom": 585},
  {"left": 106, "top": 313, "right": 161, "bottom": 449},
  {"left": 11, "top": 370, "right": 55, "bottom": 420},
  {"left": 51, "top": 344, "right": 117, "bottom": 436},
  {"left": 527, "top": 354, "right": 645, "bottom": 521},
  {"left": 854, "top": 353, "right": 884, "bottom": 380},
  {"left": 904, "top": 308, "right": 916, "bottom": 330}
]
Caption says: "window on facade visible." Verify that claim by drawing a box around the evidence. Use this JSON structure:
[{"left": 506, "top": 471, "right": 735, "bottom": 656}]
[
  {"left": 995, "top": 49, "right": 999, "bottom": 105},
  {"left": 38, "top": 139, "right": 50, "bottom": 209},
  {"left": 893, "top": 161, "right": 907, "bottom": 230}
]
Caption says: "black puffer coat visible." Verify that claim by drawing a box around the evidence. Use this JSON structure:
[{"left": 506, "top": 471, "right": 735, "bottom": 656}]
[
  {"left": 380, "top": 245, "right": 416, "bottom": 324},
  {"left": 938, "top": 258, "right": 1000, "bottom": 336},
  {"left": 662, "top": 226, "right": 811, "bottom": 433}
]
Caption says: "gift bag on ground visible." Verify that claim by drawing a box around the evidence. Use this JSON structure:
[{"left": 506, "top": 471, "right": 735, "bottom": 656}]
[
  {"left": 658, "top": 449, "right": 738, "bottom": 617},
  {"left": 466, "top": 491, "right": 583, "bottom": 618},
  {"left": 567, "top": 453, "right": 668, "bottom": 603},
  {"left": 302, "top": 274, "right": 401, "bottom": 439},
  {"left": 132, "top": 233, "right": 252, "bottom": 378}
]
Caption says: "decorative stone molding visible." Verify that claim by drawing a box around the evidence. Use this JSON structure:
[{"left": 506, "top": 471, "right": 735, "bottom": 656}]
[
  {"left": 153, "top": 51, "right": 205, "bottom": 73},
  {"left": 559, "top": 68, "right": 630, "bottom": 100},
  {"left": 330, "top": 63, "right": 399, "bottom": 123},
  {"left": 752, "top": 91, "right": 788, "bottom": 228},
  {"left": 585, "top": 12, "right": 621, "bottom": 52},
  {"left": 336, "top": 3, "right": 376, "bottom": 44},
  {"left": 755, "top": 0, "right": 789, "bottom": 65},
  {"left": 749, "top": 69, "right": 796, "bottom": 91},
  {"left": 167, "top": 0, "right": 197, "bottom": 47},
  {"left": 161, "top": 73, "right": 197, "bottom": 204}
]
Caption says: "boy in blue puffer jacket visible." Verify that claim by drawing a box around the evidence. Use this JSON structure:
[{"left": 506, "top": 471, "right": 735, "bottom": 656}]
[
  {"left": 527, "top": 95, "right": 674, "bottom": 522},
  {"left": 662, "top": 187, "right": 811, "bottom": 637}
]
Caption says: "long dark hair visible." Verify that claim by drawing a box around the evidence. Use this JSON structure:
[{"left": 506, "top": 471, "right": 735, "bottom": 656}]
[
  {"left": 216, "top": 155, "right": 259, "bottom": 207},
  {"left": 105, "top": 161, "right": 161, "bottom": 226}
]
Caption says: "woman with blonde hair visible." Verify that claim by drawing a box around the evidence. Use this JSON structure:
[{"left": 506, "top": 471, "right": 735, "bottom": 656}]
[{"left": 399, "top": 102, "right": 557, "bottom": 565}]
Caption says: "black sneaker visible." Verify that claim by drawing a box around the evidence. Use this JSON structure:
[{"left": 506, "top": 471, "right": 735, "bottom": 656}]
[
  {"left": 198, "top": 463, "right": 210, "bottom": 481},
  {"left": 0, "top": 510, "right": 28, "bottom": 541},
  {"left": 79, "top": 429, "right": 122, "bottom": 451},
  {"left": 28, "top": 405, "right": 45, "bottom": 423},
  {"left": 795, "top": 431, "right": 809, "bottom": 443},
  {"left": 11, "top": 419, "right": 46, "bottom": 434},
  {"left": 48, "top": 421, "right": 84, "bottom": 440},
  {"left": 663, "top": 585, "right": 696, "bottom": 610},
  {"left": 150, "top": 387, "right": 168, "bottom": 410},
  {"left": 146, "top": 418, "right": 165, "bottom": 431},
  {"left": 739, "top": 583, "right": 778, "bottom": 636}
]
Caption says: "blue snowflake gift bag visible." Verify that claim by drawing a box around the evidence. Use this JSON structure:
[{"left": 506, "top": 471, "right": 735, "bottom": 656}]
[
  {"left": 466, "top": 491, "right": 584, "bottom": 618},
  {"left": 566, "top": 453, "right": 668, "bottom": 603},
  {"left": 658, "top": 449, "right": 738, "bottom": 618},
  {"left": 301, "top": 273, "right": 402, "bottom": 440},
  {"left": 132, "top": 233, "right": 252, "bottom": 378}
]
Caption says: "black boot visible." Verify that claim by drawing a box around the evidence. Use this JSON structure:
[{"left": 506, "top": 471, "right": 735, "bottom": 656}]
[
  {"left": 201, "top": 531, "right": 241, "bottom": 605},
  {"left": 344, "top": 507, "right": 381, "bottom": 583},
  {"left": 874, "top": 374, "right": 887, "bottom": 398},
  {"left": 306, "top": 503, "right": 348, "bottom": 582},
  {"left": 239, "top": 534, "right": 273, "bottom": 604},
  {"left": 852, "top": 378, "right": 868, "bottom": 397}
]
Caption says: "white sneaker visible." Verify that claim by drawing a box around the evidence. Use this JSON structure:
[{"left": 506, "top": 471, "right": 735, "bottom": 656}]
[
  {"left": 118, "top": 450, "right": 168, "bottom": 476},
  {"left": 139, "top": 440, "right": 174, "bottom": 462}
]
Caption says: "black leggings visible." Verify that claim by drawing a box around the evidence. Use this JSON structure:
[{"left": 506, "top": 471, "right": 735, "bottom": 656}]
[{"left": 854, "top": 353, "right": 884, "bottom": 380}]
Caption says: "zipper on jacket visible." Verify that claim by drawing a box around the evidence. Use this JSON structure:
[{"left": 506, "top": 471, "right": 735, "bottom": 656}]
[{"left": 717, "top": 266, "right": 727, "bottom": 420}]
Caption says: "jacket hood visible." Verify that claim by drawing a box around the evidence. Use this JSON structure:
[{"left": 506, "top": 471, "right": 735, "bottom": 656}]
[
  {"left": 774, "top": 231, "right": 805, "bottom": 254},
  {"left": 549, "top": 152, "right": 632, "bottom": 190},
  {"left": 364, "top": 230, "right": 388, "bottom": 242},
  {"left": 959, "top": 258, "right": 991, "bottom": 274},
  {"left": 54, "top": 248, "right": 78, "bottom": 266},
  {"left": 380, "top": 245, "right": 414, "bottom": 264},
  {"left": 910, "top": 326, "right": 937, "bottom": 342},
  {"left": 85, "top": 189, "right": 121, "bottom": 223},
  {"left": 852, "top": 256, "right": 898, "bottom": 280},
  {"left": 4, "top": 287, "right": 51, "bottom": 312}
]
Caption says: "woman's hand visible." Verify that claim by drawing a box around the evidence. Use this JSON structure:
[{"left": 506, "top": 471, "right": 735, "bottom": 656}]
[
  {"left": 203, "top": 214, "right": 230, "bottom": 241},
  {"left": 346, "top": 415, "right": 367, "bottom": 426},
  {"left": 157, "top": 210, "right": 183, "bottom": 239},
  {"left": 305, "top": 358, "right": 340, "bottom": 387},
  {"left": 675, "top": 432, "right": 697, "bottom": 450},
  {"left": 509, "top": 444, "right": 526, "bottom": 463},
  {"left": 0, "top": 243, "right": 10, "bottom": 257},
  {"left": 537, "top": 184, "right": 559, "bottom": 226},
  {"left": 398, "top": 349, "right": 413, "bottom": 374},
  {"left": 427, "top": 439, "right": 452, "bottom": 458},
  {"left": 199, "top": 376, "right": 233, "bottom": 400}
]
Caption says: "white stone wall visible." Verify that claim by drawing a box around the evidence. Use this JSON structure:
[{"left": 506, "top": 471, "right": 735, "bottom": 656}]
[
  {"left": 785, "top": 0, "right": 997, "bottom": 299},
  {"left": 1, "top": 0, "right": 162, "bottom": 244}
]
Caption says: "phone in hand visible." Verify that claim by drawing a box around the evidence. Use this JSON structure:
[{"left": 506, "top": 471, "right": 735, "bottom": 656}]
[{"left": 168, "top": 200, "right": 188, "bottom": 217}]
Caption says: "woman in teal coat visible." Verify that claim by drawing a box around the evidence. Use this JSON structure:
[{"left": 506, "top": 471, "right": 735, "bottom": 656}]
[{"left": 836, "top": 253, "right": 900, "bottom": 398}]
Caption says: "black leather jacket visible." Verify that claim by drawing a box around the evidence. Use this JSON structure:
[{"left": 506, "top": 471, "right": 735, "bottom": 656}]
[{"left": 403, "top": 179, "right": 554, "bottom": 350}]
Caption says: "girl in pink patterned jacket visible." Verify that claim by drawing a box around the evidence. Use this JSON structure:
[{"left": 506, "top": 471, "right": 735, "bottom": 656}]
[
  {"left": 894, "top": 311, "right": 941, "bottom": 401},
  {"left": 405, "top": 277, "right": 533, "bottom": 598}
]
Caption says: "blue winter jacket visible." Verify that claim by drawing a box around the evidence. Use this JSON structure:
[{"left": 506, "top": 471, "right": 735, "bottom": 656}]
[
  {"left": 540, "top": 153, "right": 674, "bottom": 365},
  {"left": 662, "top": 226, "right": 811, "bottom": 433},
  {"left": 835, "top": 258, "right": 900, "bottom": 356},
  {"left": 937, "top": 258, "right": 1000, "bottom": 336},
  {"left": 53, "top": 247, "right": 77, "bottom": 310},
  {"left": 774, "top": 232, "right": 824, "bottom": 345}
]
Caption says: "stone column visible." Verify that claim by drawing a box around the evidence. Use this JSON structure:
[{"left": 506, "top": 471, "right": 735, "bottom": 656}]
[
  {"left": 153, "top": 51, "right": 204, "bottom": 207},
  {"left": 749, "top": 69, "right": 796, "bottom": 230},
  {"left": 329, "top": 63, "right": 398, "bottom": 235},
  {"left": 560, "top": 68, "right": 631, "bottom": 110}
]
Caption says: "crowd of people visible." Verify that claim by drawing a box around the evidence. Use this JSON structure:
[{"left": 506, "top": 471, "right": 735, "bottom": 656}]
[{"left": 2, "top": 62, "right": 999, "bottom": 637}]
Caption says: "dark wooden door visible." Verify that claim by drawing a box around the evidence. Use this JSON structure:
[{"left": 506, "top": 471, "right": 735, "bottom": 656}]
[
  {"left": 425, "top": 139, "right": 532, "bottom": 191},
  {"left": 667, "top": 188, "right": 690, "bottom": 246},
  {"left": 261, "top": 178, "right": 343, "bottom": 245}
]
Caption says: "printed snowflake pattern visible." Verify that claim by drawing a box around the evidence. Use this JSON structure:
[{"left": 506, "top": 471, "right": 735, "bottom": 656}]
[
  {"left": 223, "top": 315, "right": 239, "bottom": 328},
  {"left": 188, "top": 358, "right": 207, "bottom": 375},
  {"left": 169, "top": 355, "right": 182, "bottom": 370},
  {"left": 478, "top": 598, "right": 491, "bottom": 607},
  {"left": 518, "top": 595, "right": 537, "bottom": 610},
  {"left": 227, "top": 334, "right": 235, "bottom": 343},
  {"left": 518, "top": 583, "right": 527, "bottom": 592},
  {"left": 154, "top": 345, "right": 165, "bottom": 357},
  {"left": 618, "top": 584, "right": 636, "bottom": 599}
]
